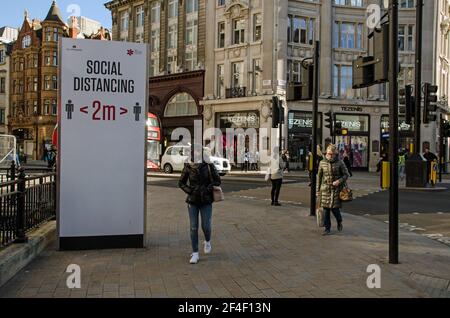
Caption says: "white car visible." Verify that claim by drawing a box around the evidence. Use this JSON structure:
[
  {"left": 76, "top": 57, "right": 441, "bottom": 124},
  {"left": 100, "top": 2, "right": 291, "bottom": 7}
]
[{"left": 161, "top": 146, "right": 231, "bottom": 176}]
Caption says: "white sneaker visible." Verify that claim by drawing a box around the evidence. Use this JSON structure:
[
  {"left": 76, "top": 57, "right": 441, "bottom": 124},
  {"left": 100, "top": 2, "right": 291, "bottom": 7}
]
[
  {"left": 190, "top": 253, "right": 199, "bottom": 264},
  {"left": 204, "top": 241, "right": 212, "bottom": 254}
]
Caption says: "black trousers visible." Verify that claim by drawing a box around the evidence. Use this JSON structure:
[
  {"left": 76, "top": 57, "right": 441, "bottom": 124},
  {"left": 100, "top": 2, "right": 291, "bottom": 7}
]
[
  {"left": 324, "top": 208, "right": 343, "bottom": 232},
  {"left": 271, "top": 179, "right": 283, "bottom": 203}
]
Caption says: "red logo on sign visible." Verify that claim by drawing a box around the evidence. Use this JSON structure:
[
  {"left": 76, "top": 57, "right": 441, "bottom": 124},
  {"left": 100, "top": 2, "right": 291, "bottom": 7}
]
[{"left": 127, "top": 49, "right": 134, "bottom": 56}]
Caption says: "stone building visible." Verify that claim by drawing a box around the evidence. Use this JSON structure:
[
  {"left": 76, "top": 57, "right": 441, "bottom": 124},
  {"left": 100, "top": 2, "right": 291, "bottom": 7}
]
[
  {"left": 8, "top": 1, "right": 110, "bottom": 160},
  {"left": 202, "top": 0, "right": 450, "bottom": 171},
  {"left": 105, "top": 0, "right": 206, "bottom": 149},
  {"left": 0, "top": 41, "right": 12, "bottom": 134},
  {"left": 8, "top": 2, "right": 67, "bottom": 160}
]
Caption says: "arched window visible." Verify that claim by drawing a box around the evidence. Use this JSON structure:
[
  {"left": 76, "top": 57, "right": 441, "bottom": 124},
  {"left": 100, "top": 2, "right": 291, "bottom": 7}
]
[{"left": 164, "top": 93, "right": 198, "bottom": 117}]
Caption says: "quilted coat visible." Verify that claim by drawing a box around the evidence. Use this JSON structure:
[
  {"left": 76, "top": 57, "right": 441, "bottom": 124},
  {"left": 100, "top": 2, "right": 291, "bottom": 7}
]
[{"left": 317, "top": 156, "right": 350, "bottom": 209}]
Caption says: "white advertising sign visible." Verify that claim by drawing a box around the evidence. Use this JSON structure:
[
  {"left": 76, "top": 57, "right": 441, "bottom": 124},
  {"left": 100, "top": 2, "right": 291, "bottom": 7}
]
[{"left": 58, "top": 39, "right": 147, "bottom": 250}]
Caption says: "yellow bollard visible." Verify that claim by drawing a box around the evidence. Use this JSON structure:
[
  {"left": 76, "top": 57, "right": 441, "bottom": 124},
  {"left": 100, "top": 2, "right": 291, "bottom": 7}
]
[
  {"left": 381, "top": 161, "right": 390, "bottom": 189},
  {"left": 308, "top": 153, "right": 313, "bottom": 172},
  {"left": 430, "top": 160, "right": 437, "bottom": 186}
]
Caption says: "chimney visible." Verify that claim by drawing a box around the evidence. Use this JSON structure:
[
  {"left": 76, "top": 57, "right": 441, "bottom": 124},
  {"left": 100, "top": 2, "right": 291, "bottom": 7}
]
[
  {"left": 99, "top": 27, "right": 105, "bottom": 40},
  {"left": 69, "top": 16, "right": 79, "bottom": 38}
]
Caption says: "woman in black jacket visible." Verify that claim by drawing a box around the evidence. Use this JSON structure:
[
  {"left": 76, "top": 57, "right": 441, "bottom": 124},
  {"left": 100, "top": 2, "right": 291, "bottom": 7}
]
[{"left": 179, "top": 145, "right": 221, "bottom": 264}]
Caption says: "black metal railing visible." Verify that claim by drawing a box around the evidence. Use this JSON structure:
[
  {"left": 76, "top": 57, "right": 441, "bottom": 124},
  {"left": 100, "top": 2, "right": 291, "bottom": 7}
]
[
  {"left": 0, "top": 162, "right": 54, "bottom": 194},
  {"left": 0, "top": 166, "right": 56, "bottom": 248},
  {"left": 226, "top": 87, "right": 247, "bottom": 99}
]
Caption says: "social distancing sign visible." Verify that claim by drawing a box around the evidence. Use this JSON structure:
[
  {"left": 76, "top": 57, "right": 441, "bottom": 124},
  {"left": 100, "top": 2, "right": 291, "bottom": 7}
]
[{"left": 58, "top": 38, "right": 148, "bottom": 250}]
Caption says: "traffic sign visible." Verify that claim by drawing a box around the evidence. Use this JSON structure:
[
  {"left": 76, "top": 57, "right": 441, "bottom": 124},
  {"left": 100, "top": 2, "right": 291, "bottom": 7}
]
[{"left": 58, "top": 39, "right": 148, "bottom": 250}]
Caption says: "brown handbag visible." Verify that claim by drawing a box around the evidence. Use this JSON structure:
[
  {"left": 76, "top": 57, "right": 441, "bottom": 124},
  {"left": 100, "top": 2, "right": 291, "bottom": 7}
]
[
  {"left": 334, "top": 161, "right": 353, "bottom": 202},
  {"left": 207, "top": 164, "right": 225, "bottom": 202},
  {"left": 339, "top": 183, "right": 353, "bottom": 202}
]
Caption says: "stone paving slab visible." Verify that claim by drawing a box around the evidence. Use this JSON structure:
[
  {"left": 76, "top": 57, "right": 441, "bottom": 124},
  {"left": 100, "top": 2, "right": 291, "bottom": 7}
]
[{"left": 0, "top": 182, "right": 449, "bottom": 298}]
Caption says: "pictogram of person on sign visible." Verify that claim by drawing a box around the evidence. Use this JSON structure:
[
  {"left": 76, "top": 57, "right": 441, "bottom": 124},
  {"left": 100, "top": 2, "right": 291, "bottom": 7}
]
[
  {"left": 66, "top": 100, "right": 74, "bottom": 120},
  {"left": 133, "top": 102, "right": 142, "bottom": 121}
]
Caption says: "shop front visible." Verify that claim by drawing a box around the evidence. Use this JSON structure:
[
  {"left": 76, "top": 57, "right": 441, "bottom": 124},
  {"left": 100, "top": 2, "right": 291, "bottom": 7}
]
[
  {"left": 334, "top": 114, "right": 370, "bottom": 171},
  {"left": 380, "top": 115, "right": 414, "bottom": 156},
  {"left": 287, "top": 111, "right": 322, "bottom": 170},
  {"left": 215, "top": 111, "right": 260, "bottom": 165}
]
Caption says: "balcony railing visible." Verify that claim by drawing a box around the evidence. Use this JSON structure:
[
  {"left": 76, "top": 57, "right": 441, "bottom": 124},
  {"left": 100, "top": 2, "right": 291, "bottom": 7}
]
[{"left": 226, "top": 87, "right": 247, "bottom": 99}]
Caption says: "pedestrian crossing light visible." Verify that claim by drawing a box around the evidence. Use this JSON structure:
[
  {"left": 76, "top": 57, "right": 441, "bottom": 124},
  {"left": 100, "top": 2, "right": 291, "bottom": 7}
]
[
  {"left": 399, "top": 85, "right": 414, "bottom": 125},
  {"left": 325, "top": 111, "right": 334, "bottom": 136},
  {"left": 423, "top": 83, "right": 438, "bottom": 124},
  {"left": 272, "top": 96, "right": 280, "bottom": 128},
  {"left": 286, "top": 64, "right": 314, "bottom": 101},
  {"left": 334, "top": 122, "right": 343, "bottom": 136},
  {"left": 442, "top": 120, "right": 450, "bottom": 138}
]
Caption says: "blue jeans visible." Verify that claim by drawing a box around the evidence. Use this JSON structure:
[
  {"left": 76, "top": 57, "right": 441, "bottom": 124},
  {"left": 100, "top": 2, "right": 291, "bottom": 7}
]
[
  {"left": 324, "top": 208, "right": 343, "bottom": 232},
  {"left": 188, "top": 204, "right": 212, "bottom": 253}
]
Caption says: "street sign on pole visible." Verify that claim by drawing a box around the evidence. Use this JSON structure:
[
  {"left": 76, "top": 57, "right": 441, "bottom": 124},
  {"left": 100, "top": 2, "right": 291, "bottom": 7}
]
[{"left": 58, "top": 38, "right": 148, "bottom": 250}]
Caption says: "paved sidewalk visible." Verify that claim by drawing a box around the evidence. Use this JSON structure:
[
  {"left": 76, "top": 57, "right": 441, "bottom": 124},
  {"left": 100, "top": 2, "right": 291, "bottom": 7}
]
[{"left": 0, "top": 183, "right": 449, "bottom": 298}]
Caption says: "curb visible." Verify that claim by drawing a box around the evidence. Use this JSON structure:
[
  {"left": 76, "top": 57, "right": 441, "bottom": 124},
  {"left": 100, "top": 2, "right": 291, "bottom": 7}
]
[
  {"left": 148, "top": 174, "right": 301, "bottom": 184},
  {"left": 400, "top": 187, "right": 447, "bottom": 192},
  {"left": 0, "top": 221, "right": 56, "bottom": 288}
]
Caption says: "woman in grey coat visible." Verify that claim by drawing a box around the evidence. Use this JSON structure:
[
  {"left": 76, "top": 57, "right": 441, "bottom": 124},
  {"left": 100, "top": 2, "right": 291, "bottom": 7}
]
[{"left": 317, "top": 145, "right": 350, "bottom": 235}]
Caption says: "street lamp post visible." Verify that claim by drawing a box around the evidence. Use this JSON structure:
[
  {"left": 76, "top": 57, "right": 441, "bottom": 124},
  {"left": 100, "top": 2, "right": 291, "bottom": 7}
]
[
  {"left": 388, "top": 0, "right": 399, "bottom": 265},
  {"left": 310, "top": 41, "right": 320, "bottom": 217}
]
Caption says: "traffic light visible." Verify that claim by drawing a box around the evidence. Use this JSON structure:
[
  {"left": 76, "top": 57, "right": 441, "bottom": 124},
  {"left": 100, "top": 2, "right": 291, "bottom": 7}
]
[
  {"left": 324, "top": 111, "right": 334, "bottom": 136},
  {"left": 286, "top": 64, "right": 314, "bottom": 101},
  {"left": 334, "top": 122, "right": 343, "bottom": 136},
  {"left": 279, "top": 100, "right": 285, "bottom": 124},
  {"left": 373, "top": 24, "right": 389, "bottom": 84},
  {"left": 399, "top": 85, "right": 414, "bottom": 125},
  {"left": 353, "top": 23, "right": 389, "bottom": 89},
  {"left": 301, "top": 64, "right": 314, "bottom": 101},
  {"left": 272, "top": 96, "right": 280, "bottom": 128},
  {"left": 423, "top": 83, "right": 438, "bottom": 124},
  {"left": 442, "top": 120, "right": 450, "bottom": 138},
  {"left": 352, "top": 56, "right": 375, "bottom": 89}
]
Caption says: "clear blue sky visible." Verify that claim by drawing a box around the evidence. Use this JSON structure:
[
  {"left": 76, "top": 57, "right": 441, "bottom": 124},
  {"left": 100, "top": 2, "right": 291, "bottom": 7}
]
[{"left": 1, "top": 0, "right": 112, "bottom": 30}]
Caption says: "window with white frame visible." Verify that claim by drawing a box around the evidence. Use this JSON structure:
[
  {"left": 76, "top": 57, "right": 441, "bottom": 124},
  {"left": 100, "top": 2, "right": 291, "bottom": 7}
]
[
  {"left": 186, "top": 20, "right": 198, "bottom": 45},
  {"left": 168, "top": 25, "right": 178, "bottom": 49},
  {"left": 233, "top": 19, "right": 246, "bottom": 45},
  {"left": 151, "top": 1, "right": 160, "bottom": 23},
  {"left": 333, "top": 65, "right": 356, "bottom": 98},
  {"left": 151, "top": 29, "right": 160, "bottom": 52},
  {"left": 253, "top": 14, "right": 262, "bottom": 42},
  {"left": 232, "top": 62, "right": 244, "bottom": 88},
  {"left": 288, "top": 16, "right": 315, "bottom": 44},
  {"left": 217, "top": 64, "right": 225, "bottom": 98},
  {"left": 168, "top": 0, "right": 178, "bottom": 18},
  {"left": 165, "top": 93, "right": 198, "bottom": 117},
  {"left": 218, "top": 22, "right": 225, "bottom": 48},
  {"left": 136, "top": 5, "right": 144, "bottom": 28},
  {"left": 334, "top": 22, "right": 363, "bottom": 49}
]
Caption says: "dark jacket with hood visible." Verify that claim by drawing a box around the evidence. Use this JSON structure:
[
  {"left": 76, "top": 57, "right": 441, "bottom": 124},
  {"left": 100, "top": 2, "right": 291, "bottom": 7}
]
[{"left": 178, "top": 163, "right": 222, "bottom": 206}]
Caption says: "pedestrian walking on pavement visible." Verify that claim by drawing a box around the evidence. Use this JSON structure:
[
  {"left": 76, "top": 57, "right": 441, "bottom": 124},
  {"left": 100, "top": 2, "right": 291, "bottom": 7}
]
[
  {"left": 178, "top": 144, "right": 222, "bottom": 265},
  {"left": 317, "top": 144, "right": 350, "bottom": 235},
  {"left": 242, "top": 149, "right": 250, "bottom": 172},
  {"left": 398, "top": 150, "right": 406, "bottom": 181},
  {"left": 343, "top": 151, "right": 353, "bottom": 177},
  {"left": 282, "top": 150, "right": 290, "bottom": 173},
  {"left": 269, "top": 147, "right": 284, "bottom": 206}
]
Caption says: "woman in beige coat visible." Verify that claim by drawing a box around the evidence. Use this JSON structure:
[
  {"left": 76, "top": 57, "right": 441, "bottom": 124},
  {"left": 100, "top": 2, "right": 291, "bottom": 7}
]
[{"left": 317, "top": 145, "right": 350, "bottom": 235}]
